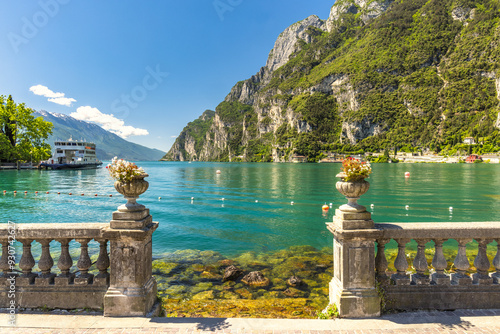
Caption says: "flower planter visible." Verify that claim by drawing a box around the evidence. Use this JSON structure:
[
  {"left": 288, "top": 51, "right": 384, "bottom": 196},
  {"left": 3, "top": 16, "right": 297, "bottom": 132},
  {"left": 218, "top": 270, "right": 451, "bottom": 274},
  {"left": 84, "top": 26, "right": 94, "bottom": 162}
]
[
  {"left": 336, "top": 172, "right": 369, "bottom": 213},
  {"left": 114, "top": 174, "right": 149, "bottom": 212}
]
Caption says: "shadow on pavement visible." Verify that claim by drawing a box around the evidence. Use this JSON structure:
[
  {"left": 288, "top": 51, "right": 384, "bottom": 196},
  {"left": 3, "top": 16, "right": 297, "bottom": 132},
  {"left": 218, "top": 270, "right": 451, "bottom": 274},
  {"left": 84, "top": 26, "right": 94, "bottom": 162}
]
[
  {"left": 150, "top": 317, "right": 231, "bottom": 331},
  {"left": 382, "top": 311, "right": 478, "bottom": 331}
]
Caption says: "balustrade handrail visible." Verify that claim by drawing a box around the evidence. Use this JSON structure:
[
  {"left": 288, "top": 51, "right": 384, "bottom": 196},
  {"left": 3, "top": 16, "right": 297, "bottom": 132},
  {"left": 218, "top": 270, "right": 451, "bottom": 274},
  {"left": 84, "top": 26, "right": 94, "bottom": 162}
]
[
  {"left": 328, "top": 221, "right": 500, "bottom": 240},
  {"left": 0, "top": 223, "right": 109, "bottom": 240},
  {"left": 376, "top": 221, "right": 500, "bottom": 240}
]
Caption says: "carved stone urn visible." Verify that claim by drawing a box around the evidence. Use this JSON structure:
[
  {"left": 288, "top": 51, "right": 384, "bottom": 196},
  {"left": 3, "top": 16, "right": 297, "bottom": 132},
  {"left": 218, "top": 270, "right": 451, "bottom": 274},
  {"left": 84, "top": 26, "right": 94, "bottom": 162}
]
[
  {"left": 114, "top": 174, "right": 149, "bottom": 212},
  {"left": 336, "top": 172, "right": 370, "bottom": 213}
]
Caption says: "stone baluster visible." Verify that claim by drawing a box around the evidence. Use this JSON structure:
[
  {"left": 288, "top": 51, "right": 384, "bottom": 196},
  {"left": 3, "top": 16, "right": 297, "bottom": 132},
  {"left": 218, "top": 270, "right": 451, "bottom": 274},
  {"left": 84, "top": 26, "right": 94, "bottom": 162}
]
[
  {"left": 492, "top": 240, "right": 500, "bottom": 284},
  {"left": 75, "top": 238, "right": 93, "bottom": 284},
  {"left": 55, "top": 239, "right": 74, "bottom": 285},
  {"left": 94, "top": 239, "right": 110, "bottom": 285},
  {"left": 0, "top": 240, "right": 11, "bottom": 277},
  {"left": 375, "top": 239, "right": 389, "bottom": 282},
  {"left": 391, "top": 239, "right": 410, "bottom": 285},
  {"left": 411, "top": 239, "right": 430, "bottom": 285},
  {"left": 431, "top": 239, "right": 450, "bottom": 285},
  {"left": 451, "top": 239, "right": 472, "bottom": 285},
  {"left": 473, "top": 239, "right": 493, "bottom": 285},
  {"left": 18, "top": 239, "right": 37, "bottom": 285},
  {"left": 36, "top": 239, "right": 56, "bottom": 285}
]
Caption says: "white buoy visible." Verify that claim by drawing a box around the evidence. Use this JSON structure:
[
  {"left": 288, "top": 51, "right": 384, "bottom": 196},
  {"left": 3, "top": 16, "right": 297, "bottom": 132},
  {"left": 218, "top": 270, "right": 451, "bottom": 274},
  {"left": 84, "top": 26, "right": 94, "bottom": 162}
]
[
  {"left": 329, "top": 203, "right": 333, "bottom": 207},
  {"left": 449, "top": 206, "right": 453, "bottom": 211},
  {"left": 221, "top": 198, "right": 225, "bottom": 201},
  {"left": 405, "top": 205, "right": 409, "bottom": 210},
  {"left": 291, "top": 201, "right": 294, "bottom": 205},
  {"left": 255, "top": 200, "right": 258, "bottom": 203},
  {"left": 191, "top": 197, "right": 194, "bottom": 200},
  {"left": 370, "top": 204, "right": 374, "bottom": 208},
  {"left": 216, "top": 170, "right": 221, "bottom": 174},
  {"left": 158, "top": 197, "right": 162, "bottom": 200}
]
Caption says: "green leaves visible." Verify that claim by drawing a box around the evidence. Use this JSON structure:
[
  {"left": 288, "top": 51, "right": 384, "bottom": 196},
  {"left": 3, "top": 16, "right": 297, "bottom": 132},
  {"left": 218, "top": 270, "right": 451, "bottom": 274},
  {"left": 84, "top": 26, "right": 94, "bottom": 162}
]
[{"left": 0, "top": 95, "right": 53, "bottom": 162}]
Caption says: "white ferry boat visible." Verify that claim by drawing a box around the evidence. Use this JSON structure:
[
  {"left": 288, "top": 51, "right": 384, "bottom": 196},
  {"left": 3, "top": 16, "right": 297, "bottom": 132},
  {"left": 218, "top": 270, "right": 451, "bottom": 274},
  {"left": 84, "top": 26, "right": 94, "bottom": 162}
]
[{"left": 39, "top": 138, "right": 103, "bottom": 170}]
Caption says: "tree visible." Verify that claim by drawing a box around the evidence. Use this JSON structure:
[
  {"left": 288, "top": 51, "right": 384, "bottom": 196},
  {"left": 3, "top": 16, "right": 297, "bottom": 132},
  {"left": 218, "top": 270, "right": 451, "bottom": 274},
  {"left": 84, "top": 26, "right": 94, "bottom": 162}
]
[{"left": 0, "top": 95, "right": 53, "bottom": 162}]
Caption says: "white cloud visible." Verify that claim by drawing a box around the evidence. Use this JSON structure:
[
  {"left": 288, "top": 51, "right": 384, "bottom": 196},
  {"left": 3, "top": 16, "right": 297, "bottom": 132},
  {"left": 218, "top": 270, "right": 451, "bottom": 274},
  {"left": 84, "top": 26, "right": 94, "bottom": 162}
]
[
  {"left": 70, "top": 106, "right": 149, "bottom": 138},
  {"left": 48, "top": 97, "right": 77, "bottom": 107},
  {"left": 29, "top": 84, "right": 76, "bottom": 106}
]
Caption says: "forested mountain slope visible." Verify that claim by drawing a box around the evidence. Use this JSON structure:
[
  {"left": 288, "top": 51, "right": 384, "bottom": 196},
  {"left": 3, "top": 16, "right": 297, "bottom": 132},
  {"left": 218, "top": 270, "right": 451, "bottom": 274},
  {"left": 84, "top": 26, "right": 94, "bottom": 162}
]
[{"left": 163, "top": 0, "right": 500, "bottom": 162}]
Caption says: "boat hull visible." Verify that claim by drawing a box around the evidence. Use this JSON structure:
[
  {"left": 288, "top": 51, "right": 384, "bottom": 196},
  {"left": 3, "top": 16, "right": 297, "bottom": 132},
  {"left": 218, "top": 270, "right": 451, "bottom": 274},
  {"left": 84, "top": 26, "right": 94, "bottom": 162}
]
[{"left": 39, "top": 162, "right": 103, "bottom": 170}]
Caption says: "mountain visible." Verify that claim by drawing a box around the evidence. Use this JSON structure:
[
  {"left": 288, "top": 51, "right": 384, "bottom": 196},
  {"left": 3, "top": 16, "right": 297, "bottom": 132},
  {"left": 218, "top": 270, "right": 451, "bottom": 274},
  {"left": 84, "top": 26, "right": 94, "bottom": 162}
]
[
  {"left": 35, "top": 111, "right": 165, "bottom": 161},
  {"left": 163, "top": 0, "right": 500, "bottom": 162}
]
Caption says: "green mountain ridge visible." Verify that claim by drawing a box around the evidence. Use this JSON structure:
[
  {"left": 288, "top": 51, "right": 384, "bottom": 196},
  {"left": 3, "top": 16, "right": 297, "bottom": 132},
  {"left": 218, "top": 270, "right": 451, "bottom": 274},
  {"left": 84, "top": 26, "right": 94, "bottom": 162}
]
[
  {"left": 36, "top": 111, "right": 165, "bottom": 161},
  {"left": 164, "top": 0, "right": 500, "bottom": 162}
]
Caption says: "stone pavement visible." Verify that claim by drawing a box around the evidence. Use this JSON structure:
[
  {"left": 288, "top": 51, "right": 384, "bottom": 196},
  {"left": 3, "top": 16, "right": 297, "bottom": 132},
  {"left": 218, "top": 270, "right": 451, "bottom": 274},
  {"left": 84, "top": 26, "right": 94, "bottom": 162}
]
[{"left": 2, "top": 309, "right": 500, "bottom": 333}]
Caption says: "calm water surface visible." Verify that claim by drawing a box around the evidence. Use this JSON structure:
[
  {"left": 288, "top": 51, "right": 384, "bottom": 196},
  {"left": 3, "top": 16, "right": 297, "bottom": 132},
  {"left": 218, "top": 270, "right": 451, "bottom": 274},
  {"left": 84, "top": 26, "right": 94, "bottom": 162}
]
[{"left": 1, "top": 162, "right": 499, "bottom": 256}]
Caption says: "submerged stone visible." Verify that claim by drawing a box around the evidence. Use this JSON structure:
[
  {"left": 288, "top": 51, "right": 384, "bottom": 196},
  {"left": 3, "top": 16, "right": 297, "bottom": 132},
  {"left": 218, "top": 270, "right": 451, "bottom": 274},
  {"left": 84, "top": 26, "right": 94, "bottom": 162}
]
[
  {"left": 235, "top": 288, "right": 253, "bottom": 299},
  {"left": 283, "top": 287, "right": 307, "bottom": 298},
  {"left": 223, "top": 265, "right": 243, "bottom": 281},
  {"left": 287, "top": 276, "right": 303, "bottom": 287},
  {"left": 220, "top": 291, "right": 240, "bottom": 300},
  {"left": 152, "top": 261, "right": 179, "bottom": 275},
  {"left": 191, "top": 282, "right": 213, "bottom": 294},
  {"left": 192, "top": 290, "right": 215, "bottom": 300},
  {"left": 201, "top": 270, "right": 222, "bottom": 280},
  {"left": 242, "top": 271, "right": 270, "bottom": 287}
]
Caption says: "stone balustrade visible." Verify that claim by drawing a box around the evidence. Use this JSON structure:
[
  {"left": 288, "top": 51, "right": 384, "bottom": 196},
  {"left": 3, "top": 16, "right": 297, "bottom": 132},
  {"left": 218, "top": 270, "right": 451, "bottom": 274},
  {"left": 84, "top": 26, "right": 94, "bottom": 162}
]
[
  {"left": 374, "top": 222, "right": 500, "bottom": 285},
  {"left": 327, "top": 214, "right": 500, "bottom": 317},
  {"left": 0, "top": 223, "right": 110, "bottom": 309},
  {"left": 373, "top": 222, "right": 500, "bottom": 311},
  {"left": 0, "top": 205, "right": 158, "bottom": 316}
]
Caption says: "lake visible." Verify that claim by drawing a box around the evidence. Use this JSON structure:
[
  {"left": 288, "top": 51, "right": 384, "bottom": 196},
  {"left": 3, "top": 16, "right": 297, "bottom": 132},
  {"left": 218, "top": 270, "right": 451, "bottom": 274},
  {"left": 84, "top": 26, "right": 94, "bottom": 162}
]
[{"left": 1, "top": 162, "right": 499, "bottom": 256}]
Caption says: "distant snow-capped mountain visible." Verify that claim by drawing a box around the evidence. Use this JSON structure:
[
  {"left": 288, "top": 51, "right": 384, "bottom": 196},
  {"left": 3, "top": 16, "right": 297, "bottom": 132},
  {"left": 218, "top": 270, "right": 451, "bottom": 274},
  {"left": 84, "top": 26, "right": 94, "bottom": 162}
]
[{"left": 35, "top": 110, "right": 165, "bottom": 161}]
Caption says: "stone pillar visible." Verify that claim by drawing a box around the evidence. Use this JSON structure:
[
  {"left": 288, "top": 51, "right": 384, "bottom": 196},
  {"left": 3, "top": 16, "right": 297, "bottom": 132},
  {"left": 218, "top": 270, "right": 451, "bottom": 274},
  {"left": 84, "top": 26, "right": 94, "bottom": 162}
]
[
  {"left": 102, "top": 204, "right": 158, "bottom": 317},
  {"left": 327, "top": 206, "right": 380, "bottom": 318}
]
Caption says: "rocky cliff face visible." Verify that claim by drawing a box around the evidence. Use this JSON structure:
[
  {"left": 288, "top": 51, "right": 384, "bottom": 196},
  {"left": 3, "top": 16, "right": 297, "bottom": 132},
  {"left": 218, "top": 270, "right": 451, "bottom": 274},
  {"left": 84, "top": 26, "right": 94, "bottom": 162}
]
[
  {"left": 266, "top": 15, "right": 326, "bottom": 73},
  {"left": 326, "top": 0, "right": 394, "bottom": 31},
  {"left": 164, "top": 0, "right": 500, "bottom": 162}
]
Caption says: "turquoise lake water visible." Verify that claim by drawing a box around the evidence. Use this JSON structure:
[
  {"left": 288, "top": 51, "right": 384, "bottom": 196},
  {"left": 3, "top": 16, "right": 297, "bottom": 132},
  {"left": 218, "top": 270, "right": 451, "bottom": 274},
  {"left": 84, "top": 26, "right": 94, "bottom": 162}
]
[{"left": 1, "top": 162, "right": 499, "bottom": 256}]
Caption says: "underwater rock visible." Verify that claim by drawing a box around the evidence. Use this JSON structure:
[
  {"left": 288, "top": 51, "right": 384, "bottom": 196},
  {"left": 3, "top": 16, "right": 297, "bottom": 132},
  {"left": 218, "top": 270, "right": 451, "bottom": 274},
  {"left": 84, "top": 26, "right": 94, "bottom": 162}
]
[
  {"left": 315, "top": 263, "right": 328, "bottom": 271},
  {"left": 220, "top": 291, "right": 240, "bottom": 300},
  {"left": 302, "top": 279, "right": 319, "bottom": 288},
  {"left": 283, "top": 287, "right": 307, "bottom": 298},
  {"left": 263, "top": 291, "right": 285, "bottom": 299},
  {"left": 152, "top": 261, "right": 179, "bottom": 275},
  {"left": 199, "top": 250, "right": 224, "bottom": 264},
  {"left": 235, "top": 288, "right": 253, "bottom": 299},
  {"left": 191, "top": 263, "right": 205, "bottom": 272},
  {"left": 270, "top": 278, "right": 288, "bottom": 291},
  {"left": 201, "top": 269, "right": 223, "bottom": 280},
  {"left": 191, "top": 282, "right": 213, "bottom": 294},
  {"left": 287, "top": 275, "right": 303, "bottom": 287},
  {"left": 223, "top": 265, "right": 243, "bottom": 281},
  {"left": 222, "top": 281, "right": 236, "bottom": 289},
  {"left": 241, "top": 271, "right": 270, "bottom": 287},
  {"left": 218, "top": 259, "right": 235, "bottom": 267},
  {"left": 163, "top": 285, "right": 188, "bottom": 298},
  {"left": 192, "top": 290, "right": 215, "bottom": 300}
]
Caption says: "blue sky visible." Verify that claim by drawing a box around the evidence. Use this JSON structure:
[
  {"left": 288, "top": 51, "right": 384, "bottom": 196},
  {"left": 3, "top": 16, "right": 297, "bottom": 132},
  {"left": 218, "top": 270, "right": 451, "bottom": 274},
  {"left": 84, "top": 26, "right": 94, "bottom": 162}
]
[{"left": 0, "top": 1, "right": 334, "bottom": 152}]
